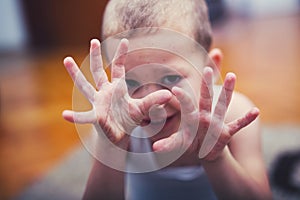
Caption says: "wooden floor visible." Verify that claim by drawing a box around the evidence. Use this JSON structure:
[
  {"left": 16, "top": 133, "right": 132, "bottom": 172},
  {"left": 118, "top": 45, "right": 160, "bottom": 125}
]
[{"left": 1, "top": 14, "right": 300, "bottom": 199}]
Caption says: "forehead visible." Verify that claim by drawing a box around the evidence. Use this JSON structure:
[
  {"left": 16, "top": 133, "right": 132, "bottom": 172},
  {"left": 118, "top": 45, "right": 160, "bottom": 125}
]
[
  {"left": 102, "top": 28, "right": 207, "bottom": 69},
  {"left": 124, "top": 48, "right": 195, "bottom": 74},
  {"left": 124, "top": 48, "right": 185, "bottom": 64}
]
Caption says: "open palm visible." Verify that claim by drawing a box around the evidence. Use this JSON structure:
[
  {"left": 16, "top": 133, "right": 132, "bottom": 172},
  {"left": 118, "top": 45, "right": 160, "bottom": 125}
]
[
  {"left": 153, "top": 67, "right": 259, "bottom": 161},
  {"left": 62, "top": 39, "right": 172, "bottom": 145}
]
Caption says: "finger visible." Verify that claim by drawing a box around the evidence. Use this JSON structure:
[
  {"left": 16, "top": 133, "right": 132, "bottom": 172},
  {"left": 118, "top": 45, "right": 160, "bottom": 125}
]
[
  {"left": 172, "top": 87, "right": 197, "bottom": 115},
  {"left": 227, "top": 107, "right": 260, "bottom": 136},
  {"left": 64, "top": 57, "right": 95, "bottom": 101},
  {"left": 172, "top": 87, "right": 199, "bottom": 128},
  {"left": 90, "top": 39, "right": 108, "bottom": 89},
  {"left": 153, "top": 127, "right": 195, "bottom": 152},
  {"left": 111, "top": 39, "right": 129, "bottom": 82},
  {"left": 153, "top": 132, "right": 181, "bottom": 152},
  {"left": 132, "top": 90, "right": 172, "bottom": 121},
  {"left": 213, "top": 72, "right": 236, "bottom": 121},
  {"left": 200, "top": 67, "right": 214, "bottom": 113},
  {"left": 62, "top": 110, "right": 97, "bottom": 124}
]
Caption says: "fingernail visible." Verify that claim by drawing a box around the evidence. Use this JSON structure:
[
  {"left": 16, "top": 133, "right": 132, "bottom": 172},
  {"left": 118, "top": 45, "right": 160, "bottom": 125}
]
[
  {"left": 121, "top": 38, "right": 129, "bottom": 44},
  {"left": 162, "top": 90, "right": 172, "bottom": 99},
  {"left": 91, "top": 38, "right": 101, "bottom": 49},
  {"left": 204, "top": 66, "right": 213, "bottom": 73},
  {"left": 63, "top": 57, "right": 73, "bottom": 65},
  {"left": 226, "top": 72, "right": 236, "bottom": 80},
  {"left": 252, "top": 107, "right": 260, "bottom": 114}
]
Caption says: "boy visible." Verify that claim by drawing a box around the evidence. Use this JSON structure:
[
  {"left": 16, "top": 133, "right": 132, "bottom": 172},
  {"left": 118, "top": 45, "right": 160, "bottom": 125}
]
[{"left": 62, "top": 0, "right": 272, "bottom": 199}]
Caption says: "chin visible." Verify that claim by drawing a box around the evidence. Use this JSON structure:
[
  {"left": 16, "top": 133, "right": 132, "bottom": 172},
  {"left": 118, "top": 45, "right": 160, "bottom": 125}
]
[{"left": 145, "top": 112, "right": 181, "bottom": 144}]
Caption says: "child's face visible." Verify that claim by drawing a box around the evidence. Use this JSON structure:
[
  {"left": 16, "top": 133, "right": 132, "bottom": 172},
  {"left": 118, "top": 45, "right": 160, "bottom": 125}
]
[{"left": 121, "top": 32, "right": 207, "bottom": 142}]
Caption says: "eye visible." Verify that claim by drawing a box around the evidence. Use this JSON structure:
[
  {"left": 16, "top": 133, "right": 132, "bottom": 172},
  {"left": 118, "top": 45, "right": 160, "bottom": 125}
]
[
  {"left": 125, "top": 79, "right": 140, "bottom": 90},
  {"left": 161, "top": 75, "right": 182, "bottom": 85}
]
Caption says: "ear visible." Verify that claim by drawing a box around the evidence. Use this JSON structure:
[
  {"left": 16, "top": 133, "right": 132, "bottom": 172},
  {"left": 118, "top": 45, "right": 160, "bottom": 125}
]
[{"left": 207, "top": 48, "right": 223, "bottom": 75}]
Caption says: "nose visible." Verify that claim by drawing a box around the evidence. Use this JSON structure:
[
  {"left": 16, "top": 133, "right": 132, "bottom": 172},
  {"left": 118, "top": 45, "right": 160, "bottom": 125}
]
[{"left": 133, "top": 83, "right": 164, "bottom": 98}]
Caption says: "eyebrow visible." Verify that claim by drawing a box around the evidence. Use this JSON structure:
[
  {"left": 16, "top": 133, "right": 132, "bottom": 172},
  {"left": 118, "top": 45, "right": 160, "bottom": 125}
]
[{"left": 125, "top": 64, "right": 181, "bottom": 79}]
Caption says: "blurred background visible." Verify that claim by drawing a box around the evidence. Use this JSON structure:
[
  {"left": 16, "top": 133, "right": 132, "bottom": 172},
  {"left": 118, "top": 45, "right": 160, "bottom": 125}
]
[{"left": 0, "top": 0, "right": 300, "bottom": 199}]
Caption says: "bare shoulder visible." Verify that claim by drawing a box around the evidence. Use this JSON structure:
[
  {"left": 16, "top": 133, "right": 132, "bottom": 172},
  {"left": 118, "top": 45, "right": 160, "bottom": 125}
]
[
  {"left": 226, "top": 90, "right": 257, "bottom": 122},
  {"left": 212, "top": 85, "right": 257, "bottom": 121},
  {"left": 226, "top": 90, "right": 263, "bottom": 163},
  {"left": 213, "top": 86, "right": 261, "bottom": 148}
]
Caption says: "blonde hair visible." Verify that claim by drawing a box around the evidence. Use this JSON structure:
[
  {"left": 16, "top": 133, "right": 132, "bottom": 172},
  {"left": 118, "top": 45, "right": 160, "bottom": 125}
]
[{"left": 102, "top": 0, "right": 212, "bottom": 51}]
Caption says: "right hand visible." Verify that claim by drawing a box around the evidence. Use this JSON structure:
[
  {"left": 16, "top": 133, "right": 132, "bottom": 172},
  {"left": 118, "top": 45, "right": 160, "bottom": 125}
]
[{"left": 62, "top": 39, "right": 172, "bottom": 146}]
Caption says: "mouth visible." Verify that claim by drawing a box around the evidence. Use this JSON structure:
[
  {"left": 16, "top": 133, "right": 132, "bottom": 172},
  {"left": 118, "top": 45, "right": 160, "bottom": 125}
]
[{"left": 141, "top": 114, "right": 176, "bottom": 126}]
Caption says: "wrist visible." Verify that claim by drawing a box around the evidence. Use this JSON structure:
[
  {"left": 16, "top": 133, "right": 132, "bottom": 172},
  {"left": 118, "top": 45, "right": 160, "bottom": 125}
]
[
  {"left": 93, "top": 123, "right": 130, "bottom": 150},
  {"left": 200, "top": 145, "right": 230, "bottom": 166},
  {"left": 116, "top": 134, "right": 130, "bottom": 151}
]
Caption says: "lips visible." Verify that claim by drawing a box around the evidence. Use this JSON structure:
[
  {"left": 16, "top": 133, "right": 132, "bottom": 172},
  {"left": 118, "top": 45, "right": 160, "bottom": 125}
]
[{"left": 141, "top": 114, "right": 176, "bottom": 126}]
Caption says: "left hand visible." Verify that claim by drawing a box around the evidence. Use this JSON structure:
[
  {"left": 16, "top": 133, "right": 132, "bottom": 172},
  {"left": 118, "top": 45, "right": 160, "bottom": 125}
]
[{"left": 152, "top": 67, "right": 259, "bottom": 161}]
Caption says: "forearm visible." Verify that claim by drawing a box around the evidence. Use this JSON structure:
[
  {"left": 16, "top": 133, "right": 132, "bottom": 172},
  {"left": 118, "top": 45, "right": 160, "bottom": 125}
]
[
  {"left": 83, "top": 127, "right": 129, "bottom": 200},
  {"left": 201, "top": 147, "right": 271, "bottom": 200},
  {"left": 83, "top": 160, "right": 126, "bottom": 200}
]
